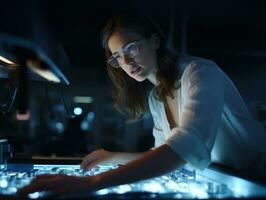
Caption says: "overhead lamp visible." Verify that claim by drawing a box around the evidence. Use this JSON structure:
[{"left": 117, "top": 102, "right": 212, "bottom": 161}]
[
  {"left": 27, "top": 59, "right": 61, "bottom": 83},
  {"left": 0, "top": 0, "right": 71, "bottom": 118},
  {"left": 0, "top": 50, "right": 17, "bottom": 67},
  {"left": 0, "top": 55, "right": 15, "bottom": 66}
]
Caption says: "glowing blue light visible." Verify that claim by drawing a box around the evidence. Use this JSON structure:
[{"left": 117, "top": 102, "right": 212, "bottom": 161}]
[
  {"left": 0, "top": 179, "right": 8, "bottom": 188},
  {"left": 113, "top": 184, "right": 132, "bottom": 194},
  {"left": 189, "top": 183, "right": 209, "bottom": 198},
  {"left": 7, "top": 187, "right": 17, "bottom": 194},
  {"left": 73, "top": 107, "right": 83, "bottom": 115},
  {"left": 165, "top": 180, "right": 179, "bottom": 190},
  {"left": 55, "top": 122, "right": 64, "bottom": 131},
  {"left": 176, "top": 182, "right": 189, "bottom": 193},
  {"left": 143, "top": 182, "right": 165, "bottom": 193},
  {"left": 96, "top": 188, "right": 109, "bottom": 195},
  {"left": 87, "top": 112, "right": 95, "bottom": 120},
  {"left": 81, "top": 121, "right": 89, "bottom": 131},
  {"left": 28, "top": 192, "right": 40, "bottom": 199}
]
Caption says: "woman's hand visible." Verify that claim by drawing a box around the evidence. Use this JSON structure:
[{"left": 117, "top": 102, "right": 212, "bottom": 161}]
[
  {"left": 17, "top": 174, "right": 99, "bottom": 198},
  {"left": 81, "top": 149, "right": 118, "bottom": 170}
]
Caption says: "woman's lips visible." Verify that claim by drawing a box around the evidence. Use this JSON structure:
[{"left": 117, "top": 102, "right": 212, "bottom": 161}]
[{"left": 131, "top": 66, "right": 141, "bottom": 75}]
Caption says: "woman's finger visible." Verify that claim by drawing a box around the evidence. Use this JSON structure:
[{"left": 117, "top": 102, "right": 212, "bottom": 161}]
[
  {"left": 17, "top": 175, "right": 65, "bottom": 196},
  {"left": 18, "top": 179, "right": 50, "bottom": 196},
  {"left": 81, "top": 159, "right": 93, "bottom": 169},
  {"left": 80, "top": 154, "right": 97, "bottom": 169},
  {"left": 82, "top": 159, "right": 103, "bottom": 170},
  {"left": 81, "top": 157, "right": 99, "bottom": 169}
]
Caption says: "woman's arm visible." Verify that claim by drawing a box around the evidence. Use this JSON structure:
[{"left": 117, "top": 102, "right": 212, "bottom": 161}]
[
  {"left": 81, "top": 149, "right": 149, "bottom": 169},
  {"left": 93, "top": 144, "right": 185, "bottom": 190},
  {"left": 112, "top": 151, "right": 149, "bottom": 164}
]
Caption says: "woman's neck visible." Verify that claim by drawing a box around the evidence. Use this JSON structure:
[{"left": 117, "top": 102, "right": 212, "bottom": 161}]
[{"left": 147, "top": 67, "right": 158, "bottom": 86}]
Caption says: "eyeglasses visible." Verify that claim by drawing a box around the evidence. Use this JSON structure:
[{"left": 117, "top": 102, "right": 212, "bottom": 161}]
[{"left": 107, "top": 38, "right": 144, "bottom": 68}]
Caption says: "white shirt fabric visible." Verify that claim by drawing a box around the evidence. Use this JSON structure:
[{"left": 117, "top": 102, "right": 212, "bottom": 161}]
[{"left": 148, "top": 55, "right": 266, "bottom": 172}]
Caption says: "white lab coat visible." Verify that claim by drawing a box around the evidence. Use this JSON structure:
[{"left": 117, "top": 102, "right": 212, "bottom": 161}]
[{"left": 149, "top": 55, "right": 266, "bottom": 172}]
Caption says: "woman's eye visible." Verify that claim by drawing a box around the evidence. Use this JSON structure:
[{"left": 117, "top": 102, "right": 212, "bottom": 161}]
[
  {"left": 125, "top": 44, "right": 138, "bottom": 57},
  {"left": 114, "top": 54, "right": 122, "bottom": 61}
]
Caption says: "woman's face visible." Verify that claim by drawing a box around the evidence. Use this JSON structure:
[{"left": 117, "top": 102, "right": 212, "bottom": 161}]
[{"left": 108, "top": 30, "right": 159, "bottom": 83}]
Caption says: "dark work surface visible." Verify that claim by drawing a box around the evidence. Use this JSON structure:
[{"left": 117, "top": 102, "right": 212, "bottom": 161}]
[{"left": 209, "top": 163, "right": 266, "bottom": 186}]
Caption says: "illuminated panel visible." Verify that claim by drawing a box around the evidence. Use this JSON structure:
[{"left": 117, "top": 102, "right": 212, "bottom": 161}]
[{"left": 0, "top": 164, "right": 265, "bottom": 199}]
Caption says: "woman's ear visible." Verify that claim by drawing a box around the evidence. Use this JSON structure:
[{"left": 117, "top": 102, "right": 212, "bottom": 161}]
[{"left": 150, "top": 33, "right": 160, "bottom": 50}]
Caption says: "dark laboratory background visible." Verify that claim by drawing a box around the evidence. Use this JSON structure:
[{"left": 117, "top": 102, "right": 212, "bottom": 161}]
[{"left": 0, "top": 0, "right": 266, "bottom": 159}]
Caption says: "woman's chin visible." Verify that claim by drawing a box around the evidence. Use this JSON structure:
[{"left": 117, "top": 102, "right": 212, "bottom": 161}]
[
  {"left": 132, "top": 75, "right": 146, "bottom": 82},
  {"left": 128, "top": 70, "right": 148, "bottom": 82}
]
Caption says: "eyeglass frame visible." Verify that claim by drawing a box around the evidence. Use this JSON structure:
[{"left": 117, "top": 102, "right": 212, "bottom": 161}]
[{"left": 107, "top": 37, "right": 146, "bottom": 69}]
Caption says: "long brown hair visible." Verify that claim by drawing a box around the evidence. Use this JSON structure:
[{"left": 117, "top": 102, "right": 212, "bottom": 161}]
[{"left": 102, "top": 11, "right": 180, "bottom": 122}]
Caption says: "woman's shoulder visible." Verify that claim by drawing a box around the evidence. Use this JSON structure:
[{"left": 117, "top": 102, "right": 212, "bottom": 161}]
[
  {"left": 178, "top": 54, "right": 217, "bottom": 72},
  {"left": 178, "top": 54, "right": 221, "bottom": 81}
]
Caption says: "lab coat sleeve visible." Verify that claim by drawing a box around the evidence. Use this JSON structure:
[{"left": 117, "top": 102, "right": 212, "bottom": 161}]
[{"left": 165, "top": 60, "right": 224, "bottom": 170}]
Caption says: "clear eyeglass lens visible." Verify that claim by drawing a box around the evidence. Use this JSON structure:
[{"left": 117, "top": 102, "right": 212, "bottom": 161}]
[
  {"left": 107, "top": 42, "right": 139, "bottom": 68},
  {"left": 107, "top": 56, "right": 120, "bottom": 68},
  {"left": 124, "top": 43, "right": 138, "bottom": 57}
]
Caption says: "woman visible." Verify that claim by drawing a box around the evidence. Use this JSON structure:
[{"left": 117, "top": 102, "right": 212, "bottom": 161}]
[{"left": 18, "top": 11, "right": 266, "bottom": 196}]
